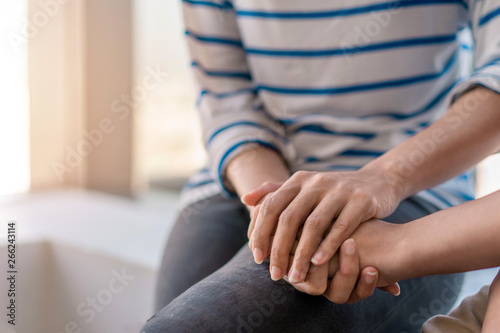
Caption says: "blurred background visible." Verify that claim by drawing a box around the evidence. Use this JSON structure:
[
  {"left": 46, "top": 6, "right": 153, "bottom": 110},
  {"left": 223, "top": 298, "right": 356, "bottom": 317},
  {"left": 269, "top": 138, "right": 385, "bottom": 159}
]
[{"left": 0, "top": 0, "right": 499, "bottom": 332}]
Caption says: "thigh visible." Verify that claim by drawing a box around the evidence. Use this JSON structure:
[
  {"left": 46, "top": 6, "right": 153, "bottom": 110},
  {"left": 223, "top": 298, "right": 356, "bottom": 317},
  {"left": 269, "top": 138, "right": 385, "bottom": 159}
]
[
  {"left": 145, "top": 244, "right": 462, "bottom": 333},
  {"left": 146, "top": 196, "right": 464, "bottom": 332},
  {"left": 145, "top": 243, "right": 357, "bottom": 333},
  {"left": 154, "top": 193, "right": 250, "bottom": 311}
]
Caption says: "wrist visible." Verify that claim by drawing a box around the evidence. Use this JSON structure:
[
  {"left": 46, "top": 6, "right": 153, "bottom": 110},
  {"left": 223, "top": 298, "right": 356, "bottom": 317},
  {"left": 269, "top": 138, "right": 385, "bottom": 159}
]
[
  {"left": 361, "top": 157, "right": 412, "bottom": 201},
  {"left": 350, "top": 219, "right": 406, "bottom": 285},
  {"left": 226, "top": 147, "right": 290, "bottom": 197},
  {"left": 388, "top": 222, "right": 413, "bottom": 283}
]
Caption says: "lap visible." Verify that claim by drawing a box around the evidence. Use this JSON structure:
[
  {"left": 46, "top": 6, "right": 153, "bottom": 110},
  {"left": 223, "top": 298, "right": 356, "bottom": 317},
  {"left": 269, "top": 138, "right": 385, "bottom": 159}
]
[
  {"left": 154, "top": 194, "right": 250, "bottom": 310},
  {"left": 148, "top": 194, "right": 464, "bottom": 333}
]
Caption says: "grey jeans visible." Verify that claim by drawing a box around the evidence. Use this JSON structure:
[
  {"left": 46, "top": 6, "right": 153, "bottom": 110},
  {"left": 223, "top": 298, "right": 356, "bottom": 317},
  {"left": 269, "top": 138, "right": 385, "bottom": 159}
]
[{"left": 143, "top": 194, "right": 464, "bottom": 333}]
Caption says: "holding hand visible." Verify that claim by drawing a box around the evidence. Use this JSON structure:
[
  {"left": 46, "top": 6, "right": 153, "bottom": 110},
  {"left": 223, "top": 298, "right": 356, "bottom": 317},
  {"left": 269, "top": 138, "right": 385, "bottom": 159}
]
[
  {"left": 287, "top": 238, "right": 400, "bottom": 304},
  {"left": 242, "top": 169, "right": 403, "bottom": 283},
  {"left": 244, "top": 183, "right": 401, "bottom": 303}
]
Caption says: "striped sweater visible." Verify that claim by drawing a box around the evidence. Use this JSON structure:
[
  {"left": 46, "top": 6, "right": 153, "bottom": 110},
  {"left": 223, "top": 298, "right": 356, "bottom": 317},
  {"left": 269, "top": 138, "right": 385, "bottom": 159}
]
[{"left": 177, "top": 0, "right": 500, "bottom": 210}]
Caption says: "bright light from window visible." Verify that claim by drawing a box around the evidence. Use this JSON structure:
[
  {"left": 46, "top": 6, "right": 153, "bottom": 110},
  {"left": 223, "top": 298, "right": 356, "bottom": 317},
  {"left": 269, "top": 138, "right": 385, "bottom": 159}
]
[
  {"left": 477, "top": 154, "right": 500, "bottom": 198},
  {"left": 0, "top": 0, "right": 30, "bottom": 195},
  {"left": 133, "top": 0, "right": 205, "bottom": 184}
]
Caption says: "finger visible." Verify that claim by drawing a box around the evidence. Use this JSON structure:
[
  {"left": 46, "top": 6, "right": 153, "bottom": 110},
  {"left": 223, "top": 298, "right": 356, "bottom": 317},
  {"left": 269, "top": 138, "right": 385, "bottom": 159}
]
[
  {"left": 241, "top": 182, "right": 282, "bottom": 206},
  {"left": 250, "top": 183, "right": 299, "bottom": 264},
  {"left": 312, "top": 197, "right": 373, "bottom": 266},
  {"left": 297, "top": 224, "right": 304, "bottom": 239},
  {"left": 290, "top": 195, "right": 344, "bottom": 284},
  {"left": 247, "top": 204, "right": 261, "bottom": 241},
  {"left": 346, "top": 267, "right": 378, "bottom": 304},
  {"left": 379, "top": 283, "right": 401, "bottom": 296},
  {"left": 327, "top": 253, "right": 339, "bottom": 278},
  {"left": 252, "top": 217, "right": 281, "bottom": 254},
  {"left": 270, "top": 192, "right": 317, "bottom": 282},
  {"left": 284, "top": 256, "right": 329, "bottom": 296},
  {"left": 324, "top": 239, "right": 359, "bottom": 304},
  {"left": 290, "top": 239, "right": 299, "bottom": 255}
]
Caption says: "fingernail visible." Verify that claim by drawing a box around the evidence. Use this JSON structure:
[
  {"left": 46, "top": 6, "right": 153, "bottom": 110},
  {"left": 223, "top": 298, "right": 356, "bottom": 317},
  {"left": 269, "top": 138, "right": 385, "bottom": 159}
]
[
  {"left": 311, "top": 252, "right": 323, "bottom": 265},
  {"left": 365, "top": 271, "right": 377, "bottom": 284},
  {"left": 253, "top": 248, "right": 264, "bottom": 264},
  {"left": 344, "top": 239, "right": 356, "bottom": 255},
  {"left": 394, "top": 283, "right": 401, "bottom": 296},
  {"left": 270, "top": 266, "right": 282, "bottom": 281},
  {"left": 288, "top": 268, "right": 301, "bottom": 283}
]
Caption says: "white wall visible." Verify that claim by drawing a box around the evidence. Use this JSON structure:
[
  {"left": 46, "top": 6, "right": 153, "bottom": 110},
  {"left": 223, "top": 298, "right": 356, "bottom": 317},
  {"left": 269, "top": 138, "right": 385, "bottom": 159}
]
[{"left": 0, "top": 189, "right": 179, "bottom": 333}]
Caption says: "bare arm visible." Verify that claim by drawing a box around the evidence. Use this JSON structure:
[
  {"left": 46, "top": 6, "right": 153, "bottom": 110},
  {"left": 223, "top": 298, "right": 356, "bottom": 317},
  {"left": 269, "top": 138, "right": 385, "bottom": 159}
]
[
  {"left": 248, "top": 86, "right": 500, "bottom": 286},
  {"left": 364, "top": 87, "right": 500, "bottom": 202},
  {"left": 226, "top": 147, "right": 290, "bottom": 200},
  {"left": 343, "top": 189, "right": 500, "bottom": 286}
]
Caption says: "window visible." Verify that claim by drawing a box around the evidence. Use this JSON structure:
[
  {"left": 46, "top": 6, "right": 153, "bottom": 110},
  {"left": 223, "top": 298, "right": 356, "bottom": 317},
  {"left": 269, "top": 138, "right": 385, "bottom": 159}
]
[
  {"left": 0, "top": 0, "right": 30, "bottom": 196},
  {"left": 134, "top": 0, "right": 205, "bottom": 189}
]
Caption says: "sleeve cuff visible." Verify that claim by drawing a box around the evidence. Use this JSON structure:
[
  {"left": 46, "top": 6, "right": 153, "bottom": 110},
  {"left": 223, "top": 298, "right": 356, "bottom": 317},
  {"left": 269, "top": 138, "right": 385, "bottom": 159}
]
[
  {"left": 447, "top": 64, "right": 500, "bottom": 105},
  {"left": 206, "top": 126, "right": 295, "bottom": 197}
]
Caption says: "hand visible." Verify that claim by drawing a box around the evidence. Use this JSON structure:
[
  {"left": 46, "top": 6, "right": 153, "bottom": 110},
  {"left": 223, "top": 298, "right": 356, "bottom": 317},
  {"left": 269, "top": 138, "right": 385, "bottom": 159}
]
[
  {"left": 243, "top": 181, "right": 283, "bottom": 241},
  {"left": 286, "top": 238, "right": 400, "bottom": 303},
  {"left": 245, "top": 169, "right": 402, "bottom": 283}
]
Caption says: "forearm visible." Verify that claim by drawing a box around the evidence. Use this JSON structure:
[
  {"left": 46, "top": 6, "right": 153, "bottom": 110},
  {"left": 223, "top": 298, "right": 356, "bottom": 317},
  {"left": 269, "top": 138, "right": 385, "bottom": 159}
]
[
  {"left": 392, "top": 190, "right": 500, "bottom": 281},
  {"left": 363, "top": 87, "right": 500, "bottom": 200},
  {"left": 226, "top": 147, "right": 290, "bottom": 199}
]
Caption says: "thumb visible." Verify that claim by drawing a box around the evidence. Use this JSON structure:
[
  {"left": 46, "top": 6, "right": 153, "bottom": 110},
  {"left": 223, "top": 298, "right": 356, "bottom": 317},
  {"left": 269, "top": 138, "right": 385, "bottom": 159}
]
[
  {"left": 241, "top": 181, "right": 283, "bottom": 206},
  {"left": 379, "top": 283, "right": 401, "bottom": 296}
]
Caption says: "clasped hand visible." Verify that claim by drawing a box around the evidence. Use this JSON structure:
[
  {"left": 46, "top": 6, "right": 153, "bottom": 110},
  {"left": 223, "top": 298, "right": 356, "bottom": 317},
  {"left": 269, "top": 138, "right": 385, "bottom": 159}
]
[{"left": 242, "top": 169, "right": 402, "bottom": 303}]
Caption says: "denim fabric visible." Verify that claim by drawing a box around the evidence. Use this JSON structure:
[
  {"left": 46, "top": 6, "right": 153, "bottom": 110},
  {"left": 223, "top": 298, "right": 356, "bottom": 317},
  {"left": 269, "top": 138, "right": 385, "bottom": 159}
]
[{"left": 144, "top": 194, "right": 463, "bottom": 333}]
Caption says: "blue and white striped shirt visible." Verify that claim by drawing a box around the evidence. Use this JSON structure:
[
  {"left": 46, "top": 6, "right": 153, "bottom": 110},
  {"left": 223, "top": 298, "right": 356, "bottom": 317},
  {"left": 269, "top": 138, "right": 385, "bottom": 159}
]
[{"left": 178, "top": 0, "right": 500, "bottom": 210}]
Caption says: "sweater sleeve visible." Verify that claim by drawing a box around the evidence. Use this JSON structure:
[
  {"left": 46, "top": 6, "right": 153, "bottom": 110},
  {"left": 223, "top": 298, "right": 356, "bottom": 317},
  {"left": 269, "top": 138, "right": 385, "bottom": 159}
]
[
  {"left": 448, "top": 1, "right": 500, "bottom": 102},
  {"left": 182, "top": 0, "right": 293, "bottom": 195}
]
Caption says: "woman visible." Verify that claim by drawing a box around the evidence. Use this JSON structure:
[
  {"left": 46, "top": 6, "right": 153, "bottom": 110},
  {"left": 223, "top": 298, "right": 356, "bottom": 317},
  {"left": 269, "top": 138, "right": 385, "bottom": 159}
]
[{"left": 143, "top": 0, "right": 500, "bottom": 331}]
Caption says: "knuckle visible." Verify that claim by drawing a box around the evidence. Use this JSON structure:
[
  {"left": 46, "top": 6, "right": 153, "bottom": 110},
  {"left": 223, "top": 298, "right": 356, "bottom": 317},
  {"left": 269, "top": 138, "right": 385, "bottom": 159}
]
[
  {"left": 292, "top": 170, "right": 311, "bottom": 181},
  {"left": 305, "top": 214, "right": 326, "bottom": 230},
  {"left": 295, "top": 170, "right": 307, "bottom": 178},
  {"left": 333, "top": 220, "right": 350, "bottom": 233},
  {"left": 293, "top": 248, "right": 309, "bottom": 261},
  {"left": 259, "top": 197, "right": 275, "bottom": 216},
  {"left": 335, "top": 180, "right": 350, "bottom": 192},
  {"left": 309, "top": 173, "right": 324, "bottom": 186},
  {"left": 251, "top": 230, "right": 265, "bottom": 247},
  {"left": 341, "top": 265, "right": 357, "bottom": 278},
  {"left": 270, "top": 246, "right": 285, "bottom": 262},
  {"left": 278, "top": 209, "right": 297, "bottom": 227},
  {"left": 352, "top": 188, "right": 369, "bottom": 200}
]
